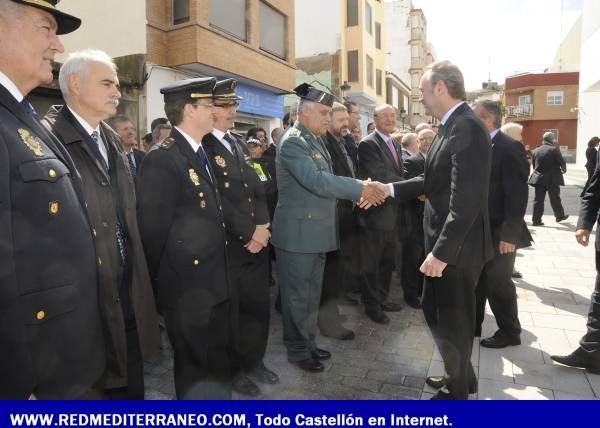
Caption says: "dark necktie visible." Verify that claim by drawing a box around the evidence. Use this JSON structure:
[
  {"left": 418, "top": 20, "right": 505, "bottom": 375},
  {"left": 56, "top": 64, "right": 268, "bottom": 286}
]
[
  {"left": 197, "top": 145, "right": 213, "bottom": 181},
  {"left": 224, "top": 133, "right": 238, "bottom": 158},
  {"left": 20, "top": 98, "right": 38, "bottom": 118},
  {"left": 127, "top": 151, "right": 137, "bottom": 177},
  {"left": 90, "top": 130, "right": 109, "bottom": 172},
  {"left": 92, "top": 131, "right": 127, "bottom": 264}
]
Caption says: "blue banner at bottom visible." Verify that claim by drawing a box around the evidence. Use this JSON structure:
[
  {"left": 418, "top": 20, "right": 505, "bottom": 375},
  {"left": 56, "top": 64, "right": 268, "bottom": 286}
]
[{"left": 0, "top": 400, "right": 596, "bottom": 428}]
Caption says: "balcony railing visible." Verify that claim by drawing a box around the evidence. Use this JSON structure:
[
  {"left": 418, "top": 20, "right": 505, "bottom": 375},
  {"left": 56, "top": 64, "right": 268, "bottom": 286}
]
[{"left": 506, "top": 104, "right": 534, "bottom": 117}]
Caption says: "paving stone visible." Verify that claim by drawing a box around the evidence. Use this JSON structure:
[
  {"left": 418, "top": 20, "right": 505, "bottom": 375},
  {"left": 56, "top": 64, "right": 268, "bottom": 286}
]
[
  {"left": 477, "top": 378, "right": 554, "bottom": 400},
  {"left": 380, "top": 384, "right": 422, "bottom": 399},
  {"left": 341, "top": 376, "right": 382, "bottom": 393},
  {"left": 513, "top": 360, "right": 594, "bottom": 396}
]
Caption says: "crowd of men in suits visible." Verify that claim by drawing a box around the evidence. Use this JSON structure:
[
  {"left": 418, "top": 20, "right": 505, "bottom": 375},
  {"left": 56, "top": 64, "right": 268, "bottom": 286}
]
[{"left": 2, "top": 0, "right": 600, "bottom": 402}]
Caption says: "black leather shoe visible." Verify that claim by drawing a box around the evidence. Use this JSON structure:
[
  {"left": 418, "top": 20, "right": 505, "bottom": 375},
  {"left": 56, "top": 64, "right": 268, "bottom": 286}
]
[
  {"left": 294, "top": 358, "right": 324, "bottom": 372},
  {"left": 430, "top": 388, "right": 459, "bottom": 400},
  {"left": 232, "top": 373, "right": 260, "bottom": 396},
  {"left": 311, "top": 348, "right": 331, "bottom": 360},
  {"left": 249, "top": 362, "right": 279, "bottom": 384},
  {"left": 551, "top": 348, "right": 600, "bottom": 374},
  {"left": 512, "top": 270, "right": 523, "bottom": 279},
  {"left": 321, "top": 326, "right": 355, "bottom": 340},
  {"left": 532, "top": 221, "right": 544, "bottom": 226},
  {"left": 480, "top": 334, "right": 521, "bottom": 349},
  {"left": 381, "top": 301, "right": 403, "bottom": 312},
  {"left": 426, "top": 376, "right": 478, "bottom": 394},
  {"left": 366, "top": 308, "right": 390, "bottom": 324},
  {"left": 556, "top": 215, "right": 569, "bottom": 223},
  {"left": 404, "top": 296, "right": 422, "bottom": 309}
]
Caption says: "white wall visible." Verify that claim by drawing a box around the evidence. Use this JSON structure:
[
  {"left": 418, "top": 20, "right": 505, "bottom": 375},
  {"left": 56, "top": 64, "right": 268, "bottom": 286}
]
[
  {"left": 384, "top": 0, "right": 412, "bottom": 85},
  {"left": 576, "top": 0, "right": 600, "bottom": 165},
  {"left": 55, "top": 0, "right": 147, "bottom": 61},
  {"left": 295, "top": 0, "right": 341, "bottom": 57},
  {"left": 145, "top": 66, "right": 200, "bottom": 132}
]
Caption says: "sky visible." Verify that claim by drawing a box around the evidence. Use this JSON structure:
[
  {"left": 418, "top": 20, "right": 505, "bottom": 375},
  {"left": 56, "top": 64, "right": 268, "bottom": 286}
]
[{"left": 411, "top": 0, "right": 584, "bottom": 90}]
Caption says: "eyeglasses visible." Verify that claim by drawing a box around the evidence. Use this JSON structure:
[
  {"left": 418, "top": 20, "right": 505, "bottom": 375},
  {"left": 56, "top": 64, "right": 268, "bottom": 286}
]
[
  {"left": 214, "top": 102, "right": 240, "bottom": 108},
  {"left": 191, "top": 103, "right": 214, "bottom": 109}
]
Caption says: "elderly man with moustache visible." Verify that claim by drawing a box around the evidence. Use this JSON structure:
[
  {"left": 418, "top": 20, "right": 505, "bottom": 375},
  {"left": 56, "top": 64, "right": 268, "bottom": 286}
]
[
  {"left": 0, "top": 0, "right": 106, "bottom": 399},
  {"left": 43, "top": 49, "right": 160, "bottom": 399},
  {"left": 272, "top": 83, "right": 389, "bottom": 372}
]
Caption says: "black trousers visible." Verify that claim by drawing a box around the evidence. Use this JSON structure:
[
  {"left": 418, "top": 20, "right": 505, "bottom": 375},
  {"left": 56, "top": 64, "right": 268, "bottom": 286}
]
[
  {"left": 423, "top": 265, "right": 480, "bottom": 399},
  {"left": 532, "top": 185, "right": 565, "bottom": 223},
  {"left": 103, "top": 326, "right": 144, "bottom": 399},
  {"left": 164, "top": 301, "right": 232, "bottom": 400},
  {"left": 400, "top": 233, "right": 425, "bottom": 301},
  {"left": 475, "top": 246, "right": 521, "bottom": 339},
  {"left": 360, "top": 228, "right": 396, "bottom": 310},
  {"left": 230, "top": 249, "right": 270, "bottom": 371},
  {"left": 579, "top": 252, "right": 600, "bottom": 361}
]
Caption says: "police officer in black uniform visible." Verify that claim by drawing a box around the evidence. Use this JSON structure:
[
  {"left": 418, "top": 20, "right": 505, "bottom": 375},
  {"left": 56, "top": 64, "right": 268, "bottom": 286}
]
[
  {"left": 0, "top": 0, "right": 105, "bottom": 399},
  {"left": 137, "top": 77, "right": 233, "bottom": 399},
  {"left": 202, "top": 79, "right": 278, "bottom": 397}
]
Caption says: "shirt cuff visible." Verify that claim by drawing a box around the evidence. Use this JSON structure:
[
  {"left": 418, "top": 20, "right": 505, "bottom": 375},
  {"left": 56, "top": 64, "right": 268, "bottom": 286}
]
[{"left": 388, "top": 183, "right": 395, "bottom": 198}]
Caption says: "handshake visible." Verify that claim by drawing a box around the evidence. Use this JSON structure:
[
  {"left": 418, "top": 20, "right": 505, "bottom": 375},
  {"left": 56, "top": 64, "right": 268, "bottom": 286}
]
[
  {"left": 245, "top": 223, "right": 270, "bottom": 254},
  {"left": 358, "top": 180, "right": 390, "bottom": 209}
]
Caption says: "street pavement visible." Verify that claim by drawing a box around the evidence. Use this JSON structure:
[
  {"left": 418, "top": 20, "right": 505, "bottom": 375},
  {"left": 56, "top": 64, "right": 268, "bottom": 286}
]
[{"left": 145, "top": 164, "right": 599, "bottom": 400}]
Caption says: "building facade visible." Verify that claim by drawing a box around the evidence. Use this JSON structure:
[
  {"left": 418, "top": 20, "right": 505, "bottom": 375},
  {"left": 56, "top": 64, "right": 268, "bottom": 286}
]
[
  {"left": 505, "top": 72, "right": 579, "bottom": 161},
  {"left": 40, "top": 0, "right": 295, "bottom": 138},
  {"left": 576, "top": 0, "right": 600, "bottom": 166}
]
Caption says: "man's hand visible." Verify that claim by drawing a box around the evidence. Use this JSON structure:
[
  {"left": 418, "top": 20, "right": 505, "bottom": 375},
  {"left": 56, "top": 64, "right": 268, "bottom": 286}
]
[
  {"left": 417, "top": 194, "right": 427, "bottom": 202},
  {"left": 498, "top": 241, "right": 516, "bottom": 255},
  {"left": 245, "top": 239, "right": 264, "bottom": 254},
  {"left": 420, "top": 252, "right": 447, "bottom": 277},
  {"left": 576, "top": 229, "right": 591, "bottom": 247},
  {"left": 358, "top": 180, "right": 389, "bottom": 209},
  {"left": 251, "top": 224, "right": 270, "bottom": 247}
]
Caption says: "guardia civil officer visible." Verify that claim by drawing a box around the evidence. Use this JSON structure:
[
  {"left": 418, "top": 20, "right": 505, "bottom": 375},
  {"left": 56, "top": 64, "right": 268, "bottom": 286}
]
[
  {"left": 0, "top": 0, "right": 105, "bottom": 398},
  {"left": 137, "top": 78, "right": 233, "bottom": 399}
]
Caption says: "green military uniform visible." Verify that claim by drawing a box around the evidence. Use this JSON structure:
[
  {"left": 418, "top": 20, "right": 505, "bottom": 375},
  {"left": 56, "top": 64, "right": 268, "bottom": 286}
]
[{"left": 271, "top": 122, "right": 363, "bottom": 363}]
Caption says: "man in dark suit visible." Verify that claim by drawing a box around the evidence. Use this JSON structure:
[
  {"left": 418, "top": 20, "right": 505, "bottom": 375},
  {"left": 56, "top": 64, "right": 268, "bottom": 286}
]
[
  {"left": 202, "top": 79, "right": 277, "bottom": 397},
  {"left": 400, "top": 130, "right": 434, "bottom": 309},
  {"left": 107, "top": 115, "right": 146, "bottom": 177},
  {"left": 393, "top": 61, "right": 494, "bottom": 399},
  {"left": 0, "top": 0, "right": 105, "bottom": 399},
  {"left": 43, "top": 49, "right": 160, "bottom": 399},
  {"left": 320, "top": 102, "right": 357, "bottom": 340},
  {"left": 528, "top": 132, "right": 568, "bottom": 226},
  {"left": 472, "top": 100, "right": 533, "bottom": 349},
  {"left": 343, "top": 100, "right": 360, "bottom": 169},
  {"left": 137, "top": 77, "right": 234, "bottom": 399},
  {"left": 357, "top": 104, "right": 405, "bottom": 324},
  {"left": 550, "top": 157, "right": 600, "bottom": 374}
]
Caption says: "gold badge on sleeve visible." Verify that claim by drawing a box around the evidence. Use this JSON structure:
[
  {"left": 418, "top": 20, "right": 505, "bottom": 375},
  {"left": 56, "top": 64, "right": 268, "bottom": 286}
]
[
  {"left": 18, "top": 129, "right": 45, "bottom": 157},
  {"left": 189, "top": 169, "right": 200, "bottom": 186}
]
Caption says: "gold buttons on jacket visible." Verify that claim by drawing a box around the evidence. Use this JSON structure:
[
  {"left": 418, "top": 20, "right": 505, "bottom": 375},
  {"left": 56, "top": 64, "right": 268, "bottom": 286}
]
[
  {"left": 49, "top": 201, "right": 59, "bottom": 215},
  {"left": 36, "top": 311, "right": 45, "bottom": 320},
  {"left": 199, "top": 192, "right": 204, "bottom": 198},
  {"left": 244, "top": 183, "right": 248, "bottom": 188},
  {"left": 193, "top": 259, "right": 199, "bottom": 266},
  {"left": 48, "top": 169, "right": 57, "bottom": 179},
  {"left": 92, "top": 229, "right": 97, "bottom": 237}
]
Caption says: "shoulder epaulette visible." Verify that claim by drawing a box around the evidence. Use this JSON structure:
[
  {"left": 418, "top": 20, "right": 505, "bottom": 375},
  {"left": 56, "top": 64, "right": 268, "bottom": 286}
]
[
  {"left": 230, "top": 131, "right": 244, "bottom": 139},
  {"left": 288, "top": 128, "right": 301, "bottom": 137},
  {"left": 159, "top": 138, "right": 176, "bottom": 149}
]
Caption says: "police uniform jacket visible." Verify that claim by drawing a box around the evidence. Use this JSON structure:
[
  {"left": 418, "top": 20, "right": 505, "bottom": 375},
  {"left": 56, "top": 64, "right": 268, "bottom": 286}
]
[
  {"left": 43, "top": 106, "right": 160, "bottom": 387},
  {"left": 271, "top": 123, "right": 363, "bottom": 254},
  {"left": 0, "top": 85, "right": 105, "bottom": 398},
  {"left": 136, "top": 128, "right": 230, "bottom": 366},
  {"left": 202, "top": 132, "right": 269, "bottom": 264}
]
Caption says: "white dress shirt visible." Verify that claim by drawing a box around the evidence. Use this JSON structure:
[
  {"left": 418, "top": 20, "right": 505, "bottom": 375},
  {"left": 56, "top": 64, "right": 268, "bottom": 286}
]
[
  {"left": 176, "top": 126, "right": 212, "bottom": 179},
  {"left": 211, "top": 128, "right": 233, "bottom": 154},
  {"left": 0, "top": 70, "right": 24, "bottom": 102},
  {"left": 68, "top": 107, "right": 109, "bottom": 168},
  {"left": 440, "top": 101, "right": 465, "bottom": 125}
]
